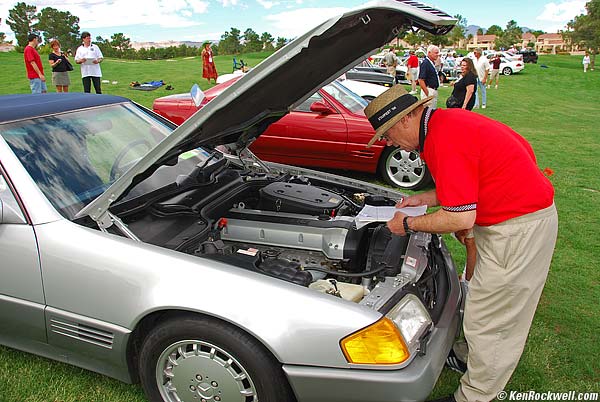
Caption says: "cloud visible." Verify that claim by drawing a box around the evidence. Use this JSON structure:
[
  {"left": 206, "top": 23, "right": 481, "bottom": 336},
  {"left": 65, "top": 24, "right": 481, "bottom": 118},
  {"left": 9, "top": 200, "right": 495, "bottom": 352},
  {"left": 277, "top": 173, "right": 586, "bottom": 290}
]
[
  {"left": 217, "top": 0, "right": 240, "bottom": 6},
  {"left": 257, "top": 0, "right": 279, "bottom": 9},
  {"left": 0, "top": 0, "right": 209, "bottom": 33},
  {"left": 536, "top": 0, "right": 586, "bottom": 22},
  {"left": 265, "top": 7, "right": 348, "bottom": 38}
]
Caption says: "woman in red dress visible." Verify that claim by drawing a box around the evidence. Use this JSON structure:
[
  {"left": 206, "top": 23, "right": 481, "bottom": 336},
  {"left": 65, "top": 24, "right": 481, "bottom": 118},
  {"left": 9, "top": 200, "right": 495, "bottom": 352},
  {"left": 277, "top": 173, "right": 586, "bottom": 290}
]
[{"left": 201, "top": 42, "right": 218, "bottom": 84}]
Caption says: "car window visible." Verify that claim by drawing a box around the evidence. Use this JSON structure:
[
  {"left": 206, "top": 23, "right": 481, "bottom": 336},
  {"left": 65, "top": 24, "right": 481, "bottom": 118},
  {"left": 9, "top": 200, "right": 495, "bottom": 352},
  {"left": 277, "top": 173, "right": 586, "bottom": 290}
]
[
  {"left": 323, "top": 81, "right": 368, "bottom": 115},
  {"left": 0, "top": 103, "right": 172, "bottom": 219},
  {"left": 0, "top": 173, "right": 26, "bottom": 224},
  {"left": 294, "top": 92, "right": 325, "bottom": 113}
]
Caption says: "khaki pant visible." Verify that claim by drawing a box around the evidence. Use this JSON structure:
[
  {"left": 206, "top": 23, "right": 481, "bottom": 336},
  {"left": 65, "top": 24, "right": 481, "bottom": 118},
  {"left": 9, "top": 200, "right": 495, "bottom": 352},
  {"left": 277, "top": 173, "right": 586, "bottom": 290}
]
[
  {"left": 421, "top": 88, "right": 438, "bottom": 109},
  {"left": 455, "top": 203, "right": 558, "bottom": 402}
]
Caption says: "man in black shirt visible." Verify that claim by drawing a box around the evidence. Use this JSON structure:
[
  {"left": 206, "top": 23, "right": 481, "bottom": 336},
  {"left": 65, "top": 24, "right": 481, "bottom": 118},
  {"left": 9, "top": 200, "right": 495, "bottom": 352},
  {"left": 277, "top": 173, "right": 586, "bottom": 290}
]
[{"left": 418, "top": 44, "right": 440, "bottom": 109}]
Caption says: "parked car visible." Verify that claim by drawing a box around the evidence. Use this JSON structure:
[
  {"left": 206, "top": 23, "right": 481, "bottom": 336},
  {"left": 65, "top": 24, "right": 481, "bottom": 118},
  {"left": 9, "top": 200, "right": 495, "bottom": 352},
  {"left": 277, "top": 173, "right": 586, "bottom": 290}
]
[
  {"left": 497, "top": 56, "right": 525, "bottom": 75},
  {"left": 0, "top": 3, "right": 460, "bottom": 402},
  {"left": 518, "top": 49, "right": 538, "bottom": 63},
  {"left": 439, "top": 58, "right": 460, "bottom": 83},
  {"left": 369, "top": 54, "right": 409, "bottom": 83},
  {"left": 345, "top": 63, "right": 395, "bottom": 87},
  {"left": 337, "top": 75, "right": 389, "bottom": 101},
  {"left": 155, "top": 76, "right": 432, "bottom": 190}
]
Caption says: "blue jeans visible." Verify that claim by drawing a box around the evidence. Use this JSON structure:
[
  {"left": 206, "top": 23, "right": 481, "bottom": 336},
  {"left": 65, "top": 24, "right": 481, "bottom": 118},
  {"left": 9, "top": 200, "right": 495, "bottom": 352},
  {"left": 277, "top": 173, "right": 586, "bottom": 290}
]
[
  {"left": 29, "top": 78, "right": 47, "bottom": 94},
  {"left": 474, "top": 78, "right": 486, "bottom": 107}
]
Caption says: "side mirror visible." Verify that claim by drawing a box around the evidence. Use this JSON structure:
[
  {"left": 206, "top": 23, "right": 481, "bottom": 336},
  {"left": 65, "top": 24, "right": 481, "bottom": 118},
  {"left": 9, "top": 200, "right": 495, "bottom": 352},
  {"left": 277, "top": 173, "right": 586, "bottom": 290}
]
[
  {"left": 190, "top": 84, "right": 206, "bottom": 107},
  {"left": 0, "top": 198, "right": 26, "bottom": 224},
  {"left": 310, "top": 101, "right": 335, "bottom": 115}
]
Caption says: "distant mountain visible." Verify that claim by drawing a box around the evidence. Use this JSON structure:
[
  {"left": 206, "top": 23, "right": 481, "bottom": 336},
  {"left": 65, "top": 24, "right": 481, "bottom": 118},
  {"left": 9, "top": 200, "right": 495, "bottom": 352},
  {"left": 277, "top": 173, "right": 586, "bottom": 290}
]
[
  {"left": 131, "top": 40, "right": 206, "bottom": 50},
  {"left": 466, "top": 25, "right": 483, "bottom": 36}
]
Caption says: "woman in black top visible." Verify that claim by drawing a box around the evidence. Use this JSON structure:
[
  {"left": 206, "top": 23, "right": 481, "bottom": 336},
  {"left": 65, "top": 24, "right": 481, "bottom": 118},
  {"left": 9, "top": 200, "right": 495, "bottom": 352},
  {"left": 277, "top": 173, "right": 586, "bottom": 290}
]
[
  {"left": 450, "top": 57, "right": 477, "bottom": 110},
  {"left": 48, "top": 38, "right": 71, "bottom": 92}
]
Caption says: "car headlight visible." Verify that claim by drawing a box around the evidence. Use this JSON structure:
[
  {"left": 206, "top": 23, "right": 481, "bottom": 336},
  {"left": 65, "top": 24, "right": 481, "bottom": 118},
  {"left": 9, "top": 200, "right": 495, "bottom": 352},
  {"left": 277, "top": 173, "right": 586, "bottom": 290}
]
[
  {"left": 386, "top": 294, "right": 433, "bottom": 355},
  {"left": 340, "top": 294, "right": 432, "bottom": 365},
  {"left": 340, "top": 317, "right": 409, "bottom": 364}
]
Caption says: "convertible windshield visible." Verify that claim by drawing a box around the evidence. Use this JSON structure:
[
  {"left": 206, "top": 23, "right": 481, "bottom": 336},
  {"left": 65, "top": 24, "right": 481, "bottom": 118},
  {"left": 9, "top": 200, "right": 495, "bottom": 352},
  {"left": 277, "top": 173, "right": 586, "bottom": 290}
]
[
  {"left": 323, "top": 81, "right": 368, "bottom": 115},
  {"left": 0, "top": 103, "right": 174, "bottom": 219}
]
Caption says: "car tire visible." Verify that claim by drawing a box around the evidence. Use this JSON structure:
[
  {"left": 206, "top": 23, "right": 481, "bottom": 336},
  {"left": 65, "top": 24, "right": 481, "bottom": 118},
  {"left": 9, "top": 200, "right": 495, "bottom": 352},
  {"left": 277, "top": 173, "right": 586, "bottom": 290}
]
[
  {"left": 502, "top": 67, "right": 512, "bottom": 76},
  {"left": 139, "top": 314, "right": 295, "bottom": 402},
  {"left": 378, "top": 147, "right": 432, "bottom": 190}
]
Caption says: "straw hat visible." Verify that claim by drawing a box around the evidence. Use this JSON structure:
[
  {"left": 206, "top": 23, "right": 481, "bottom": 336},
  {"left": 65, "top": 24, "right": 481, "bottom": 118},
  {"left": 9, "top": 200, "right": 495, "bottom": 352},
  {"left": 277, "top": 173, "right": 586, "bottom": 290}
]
[{"left": 365, "top": 85, "right": 432, "bottom": 147}]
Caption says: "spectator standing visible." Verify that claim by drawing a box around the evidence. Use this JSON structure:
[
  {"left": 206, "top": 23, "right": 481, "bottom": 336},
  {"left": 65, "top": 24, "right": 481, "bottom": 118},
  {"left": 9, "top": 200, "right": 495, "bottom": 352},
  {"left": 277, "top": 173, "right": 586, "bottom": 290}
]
[
  {"left": 201, "top": 41, "right": 218, "bottom": 84},
  {"left": 472, "top": 48, "right": 490, "bottom": 109},
  {"left": 48, "top": 39, "right": 71, "bottom": 93},
  {"left": 384, "top": 47, "right": 398, "bottom": 83},
  {"left": 488, "top": 53, "right": 501, "bottom": 89},
  {"left": 406, "top": 50, "right": 419, "bottom": 94},
  {"left": 583, "top": 52, "right": 591, "bottom": 73},
  {"left": 23, "top": 33, "right": 47, "bottom": 94},
  {"left": 364, "top": 85, "right": 558, "bottom": 402},
  {"left": 418, "top": 44, "right": 440, "bottom": 109},
  {"left": 75, "top": 31, "right": 104, "bottom": 94},
  {"left": 449, "top": 57, "right": 477, "bottom": 110}
]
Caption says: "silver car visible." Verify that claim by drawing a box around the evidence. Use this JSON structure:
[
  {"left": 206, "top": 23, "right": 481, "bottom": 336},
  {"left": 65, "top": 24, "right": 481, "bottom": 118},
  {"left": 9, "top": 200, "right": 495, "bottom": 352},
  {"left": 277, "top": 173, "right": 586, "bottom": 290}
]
[{"left": 0, "top": 1, "right": 461, "bottom": 402}]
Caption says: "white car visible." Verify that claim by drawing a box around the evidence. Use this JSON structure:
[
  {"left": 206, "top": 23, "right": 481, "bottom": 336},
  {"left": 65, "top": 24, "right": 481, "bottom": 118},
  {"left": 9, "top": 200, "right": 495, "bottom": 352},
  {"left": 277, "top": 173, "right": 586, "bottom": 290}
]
[
  {"left": 337, "top": 75, "right": 388, "bottom": 101},
  {"left": 494, "top": 57, "right": 524, "bottom": 75}
]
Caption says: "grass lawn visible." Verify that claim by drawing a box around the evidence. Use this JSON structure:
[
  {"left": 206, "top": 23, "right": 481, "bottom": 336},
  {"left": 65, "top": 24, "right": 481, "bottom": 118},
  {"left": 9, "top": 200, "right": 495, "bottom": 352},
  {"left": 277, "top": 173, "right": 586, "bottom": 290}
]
[{"left": 0, "top": 50, "right": 599, "bottom": 401}]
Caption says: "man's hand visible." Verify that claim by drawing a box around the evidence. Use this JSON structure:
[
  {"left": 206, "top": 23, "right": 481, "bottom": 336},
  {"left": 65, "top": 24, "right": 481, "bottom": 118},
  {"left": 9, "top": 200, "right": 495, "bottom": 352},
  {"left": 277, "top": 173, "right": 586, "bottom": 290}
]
[
  {"left": 396, "top": 190, "right": 438, "bottom": 209},
  {"left": 387, "top": 212, "right": 408, "bottom": 236}
]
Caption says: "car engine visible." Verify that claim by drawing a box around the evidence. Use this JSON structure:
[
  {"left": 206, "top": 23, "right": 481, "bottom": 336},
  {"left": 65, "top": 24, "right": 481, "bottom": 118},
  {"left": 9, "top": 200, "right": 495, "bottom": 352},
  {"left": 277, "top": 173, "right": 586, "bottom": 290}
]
[{"left": 124, "top": 170, "right": 449, "bottom": 320}]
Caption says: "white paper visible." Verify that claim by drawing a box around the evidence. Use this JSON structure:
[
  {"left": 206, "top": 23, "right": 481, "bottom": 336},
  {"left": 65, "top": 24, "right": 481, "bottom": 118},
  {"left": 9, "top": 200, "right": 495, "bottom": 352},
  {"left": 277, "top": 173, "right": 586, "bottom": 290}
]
[{"left": 354, "top": 205, "right": 427, "bottom": 229}]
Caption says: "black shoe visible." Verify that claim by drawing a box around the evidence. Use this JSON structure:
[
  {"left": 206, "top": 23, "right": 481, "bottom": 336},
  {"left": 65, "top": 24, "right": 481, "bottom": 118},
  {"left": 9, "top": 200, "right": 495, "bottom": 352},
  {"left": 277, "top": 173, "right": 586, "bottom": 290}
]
[
  {"left": 428, "top": 395, "right": 456, "bottom": 402},
  {"left": 446, "top": 349, "right": 467, "bottom": 374}
]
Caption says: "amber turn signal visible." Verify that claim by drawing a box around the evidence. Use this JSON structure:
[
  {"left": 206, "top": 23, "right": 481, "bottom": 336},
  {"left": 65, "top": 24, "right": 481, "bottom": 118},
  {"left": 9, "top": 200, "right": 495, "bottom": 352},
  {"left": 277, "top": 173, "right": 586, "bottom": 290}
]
[{"left": 340, "top": 317, "right": 410, "bottom": 365}]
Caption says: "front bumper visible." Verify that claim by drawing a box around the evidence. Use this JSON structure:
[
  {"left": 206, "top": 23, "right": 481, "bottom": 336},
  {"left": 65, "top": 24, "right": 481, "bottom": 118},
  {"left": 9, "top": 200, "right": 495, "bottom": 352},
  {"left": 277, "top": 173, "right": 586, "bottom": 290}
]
[{"left": 284, "top": 247, "right": 464, "bottom": 402}]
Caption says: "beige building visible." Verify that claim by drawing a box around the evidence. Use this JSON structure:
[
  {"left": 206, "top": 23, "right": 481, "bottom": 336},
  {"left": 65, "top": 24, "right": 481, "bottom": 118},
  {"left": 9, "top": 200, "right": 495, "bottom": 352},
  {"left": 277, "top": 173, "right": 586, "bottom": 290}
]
[
  {"left": 466, "top": 34, "right": 497, "bottom": 51},
  {"left": 535, "top": 33, "right": 567, "bottom": 54},
  {"left": 520, "top": 32, "right": 536, "bottom": 49}
]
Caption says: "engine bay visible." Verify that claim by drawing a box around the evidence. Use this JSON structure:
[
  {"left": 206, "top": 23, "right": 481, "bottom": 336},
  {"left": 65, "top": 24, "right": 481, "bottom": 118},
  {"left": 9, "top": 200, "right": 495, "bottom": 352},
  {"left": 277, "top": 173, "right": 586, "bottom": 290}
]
[{"left": 120, "top": 162, "right": 449, "bottom": 319}]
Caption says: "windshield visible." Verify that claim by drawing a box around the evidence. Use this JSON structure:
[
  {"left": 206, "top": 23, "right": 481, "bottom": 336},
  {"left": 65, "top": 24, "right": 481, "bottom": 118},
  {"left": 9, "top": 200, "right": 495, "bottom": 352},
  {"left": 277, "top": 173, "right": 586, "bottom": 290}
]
[
  {"left": 0, "top": 103, "right": 180, "bottom": 219},
  {"left": 323, "top": 81, "right": 368, "bottom": 115}
]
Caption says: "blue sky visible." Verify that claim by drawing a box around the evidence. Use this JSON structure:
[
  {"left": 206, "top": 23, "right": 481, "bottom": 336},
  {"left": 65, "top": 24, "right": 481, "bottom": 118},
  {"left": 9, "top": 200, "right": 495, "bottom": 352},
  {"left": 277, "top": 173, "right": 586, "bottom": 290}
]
[{"left": 0, "top": 0, "right": 588, "bottom": 43}]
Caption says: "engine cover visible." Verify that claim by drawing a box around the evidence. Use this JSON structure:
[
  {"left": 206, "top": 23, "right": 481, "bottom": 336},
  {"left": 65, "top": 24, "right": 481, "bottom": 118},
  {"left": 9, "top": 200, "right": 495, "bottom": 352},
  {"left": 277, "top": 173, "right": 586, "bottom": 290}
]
[{"left": 258, "top": 182, "right": 343, "bottom": 215}]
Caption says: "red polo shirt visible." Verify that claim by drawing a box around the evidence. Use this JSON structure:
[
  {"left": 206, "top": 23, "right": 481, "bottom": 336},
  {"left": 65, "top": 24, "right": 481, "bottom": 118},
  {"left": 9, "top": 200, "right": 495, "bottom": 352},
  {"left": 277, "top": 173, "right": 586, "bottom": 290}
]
[
  {"left": 421, "top": 109, "right": 554, "bottom": 226},
  {"left": 24, "top": 45, "right": 44, "bottom": 79}
]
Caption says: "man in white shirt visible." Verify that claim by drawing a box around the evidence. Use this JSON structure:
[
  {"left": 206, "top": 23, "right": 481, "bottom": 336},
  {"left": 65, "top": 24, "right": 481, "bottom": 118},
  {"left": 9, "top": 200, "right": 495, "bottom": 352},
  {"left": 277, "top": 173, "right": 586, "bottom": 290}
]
[
  {"left": 75, "top": 31, "right": 104, "bottom": 94},
  {"left": 472, "top": 48, "right": 490, "bottom": 109}
]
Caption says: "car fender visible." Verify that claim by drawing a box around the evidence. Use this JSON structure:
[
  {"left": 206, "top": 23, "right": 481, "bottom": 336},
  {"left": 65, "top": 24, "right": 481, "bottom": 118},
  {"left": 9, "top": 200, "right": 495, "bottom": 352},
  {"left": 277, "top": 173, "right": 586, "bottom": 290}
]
[{"left": 35, "top": 220, "right": 381, "bottom": 368}]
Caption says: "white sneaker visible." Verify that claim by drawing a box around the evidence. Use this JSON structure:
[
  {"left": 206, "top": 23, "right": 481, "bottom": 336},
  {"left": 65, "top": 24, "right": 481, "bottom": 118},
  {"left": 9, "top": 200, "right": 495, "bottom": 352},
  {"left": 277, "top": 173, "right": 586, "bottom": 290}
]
[
  {"left": 409, "top": 90, "right": 416, "bottom": 95},
  {"left": 486, "top": 85, "right": 490, "bottom": 89},
  {"left": 495, "top": 85, "right": 498, "bottom": 89},
  {"left": 473, "top": 105, "right": 479, "bottom": 109},
  {"left": 482, "top": 105, "right": 486, "bottom": 109}
]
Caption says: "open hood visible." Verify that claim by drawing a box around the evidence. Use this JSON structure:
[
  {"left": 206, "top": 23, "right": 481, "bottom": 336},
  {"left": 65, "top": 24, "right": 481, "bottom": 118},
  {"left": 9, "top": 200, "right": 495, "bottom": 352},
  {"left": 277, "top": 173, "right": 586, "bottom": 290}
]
[{"left": 77, "top": 0, "right": 455, "bottom": 223}]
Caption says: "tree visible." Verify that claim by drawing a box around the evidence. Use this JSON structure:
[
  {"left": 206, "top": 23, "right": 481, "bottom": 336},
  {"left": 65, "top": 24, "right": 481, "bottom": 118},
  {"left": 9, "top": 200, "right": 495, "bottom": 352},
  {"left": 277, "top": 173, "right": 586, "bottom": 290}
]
[
  {"left": 260, "top": 32, "right": 274, "bottom": 51},
  {"left": 6, "top": 2, "right": 38, "bottom": 48},
  {"left": 486, "top": 25, "right": 503, "bottom": 36},
  {"left": 110, "top": 33, "right": 131, "bottom": 58},
  {"left": 36, "top": 7, "right": 80, "bottom": 51},
  {"left": 530, "top": 29, "right": 545, "bottom": 38},
  {"left": 476, "top": 28, "right": 484, "bottom": 35},
  {"left": 243, "top": 28, "right": 261, "bottom": 52},
  {"left": 448, "top": 14, "right": 467, "bottom": 48},
  {"left": 495, "top": 20, "right": 522, "bottom": 50},
  {"left": 0, "top": 32, "right": 6, "bottom": 43},
  {"left": 275, "top": 37, "right": 287, "bottom": 50},
  {"left": 218, "top": 27, "right": 242, "bottom": 54},
  {"left": 564, "top": 0, "right": 600, "bottom": 68}
]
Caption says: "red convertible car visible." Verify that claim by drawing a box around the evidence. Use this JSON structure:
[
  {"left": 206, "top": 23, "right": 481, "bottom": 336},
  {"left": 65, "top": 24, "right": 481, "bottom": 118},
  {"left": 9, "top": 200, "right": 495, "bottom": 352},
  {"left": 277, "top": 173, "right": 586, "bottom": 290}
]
[{"left": 153, "top": 77, "right": 431, "bottom": 190}]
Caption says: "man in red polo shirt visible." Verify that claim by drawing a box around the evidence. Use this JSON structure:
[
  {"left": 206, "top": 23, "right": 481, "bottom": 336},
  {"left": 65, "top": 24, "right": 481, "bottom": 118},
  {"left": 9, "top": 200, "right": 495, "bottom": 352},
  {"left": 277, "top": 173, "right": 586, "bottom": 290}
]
[
  {"left": 23, "top": 33, "right": 47, "bottom": 94},
  {"left": 365, "top": 85, "right": 558, "bottom": 402}
]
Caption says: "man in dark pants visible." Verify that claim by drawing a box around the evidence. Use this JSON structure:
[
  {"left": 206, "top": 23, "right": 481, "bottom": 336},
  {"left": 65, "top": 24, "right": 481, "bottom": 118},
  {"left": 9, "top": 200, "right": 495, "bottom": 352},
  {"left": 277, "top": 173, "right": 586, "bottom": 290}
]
[
  {"left": 74, "top": 31, "right": 104, "bottom": 94},
  {"left": 418, "top": 44, "right": 440, "bottom": 108},
  {"left": 365, "top": 85, "right": 558, "bottom": 402}
]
